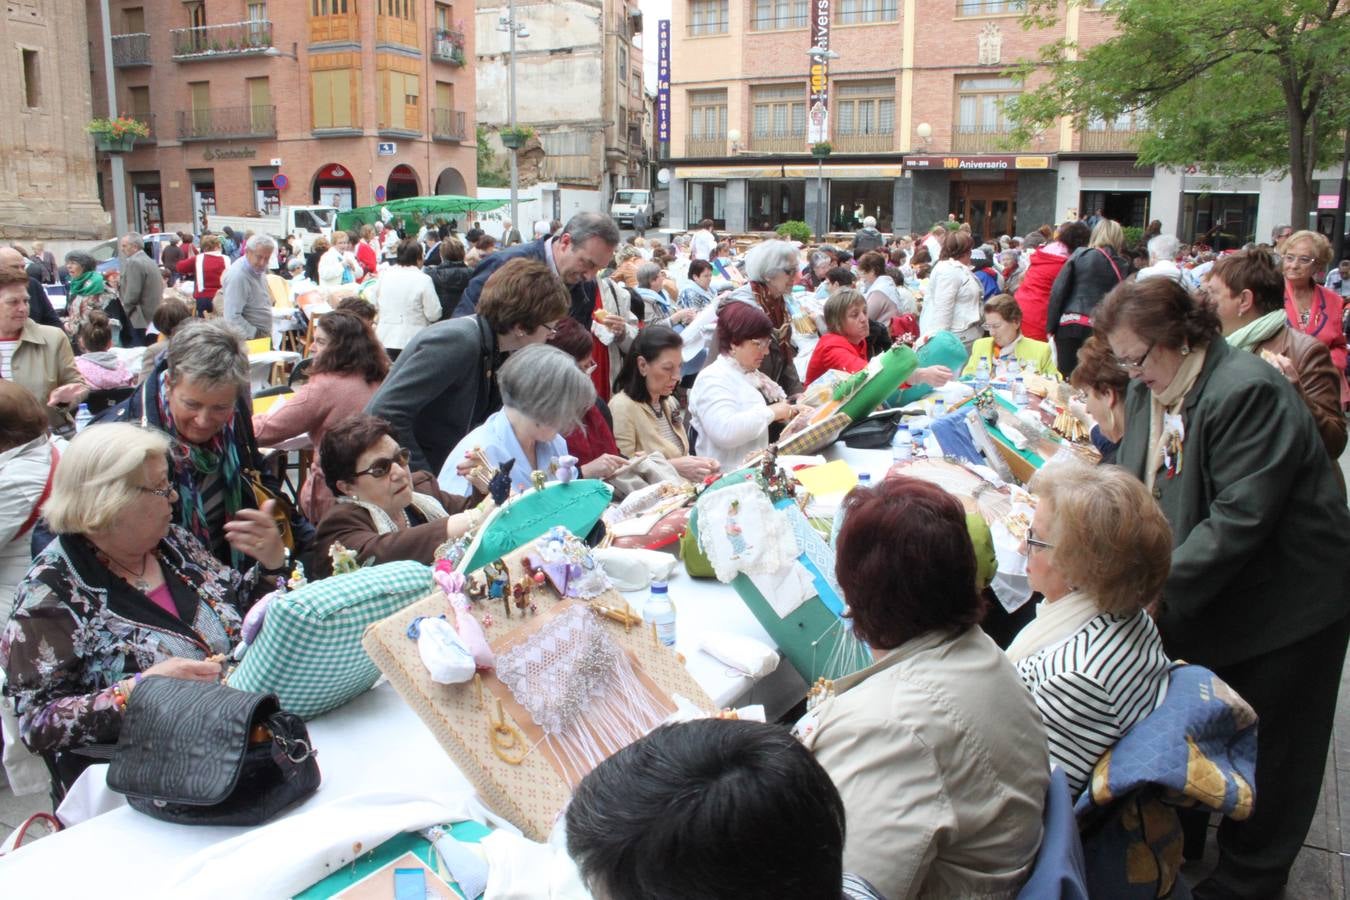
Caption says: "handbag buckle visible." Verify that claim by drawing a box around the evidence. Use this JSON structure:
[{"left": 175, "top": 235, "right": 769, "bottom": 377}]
[{"left": 273, "top": 734, "right": 314, "bottom": 764}]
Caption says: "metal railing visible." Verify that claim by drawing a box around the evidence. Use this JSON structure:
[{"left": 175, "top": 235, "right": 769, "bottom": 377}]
[
  {"left": 955, "top": 0, "right": 1025, "bottom": 14},
  {"left": 112, "top": 33, "right": 150, "bottom": 67},
  {"left": 749, "top": 14, "right": 808, "bottom": 30},
  {"left": 686, "top": 21, "right": 729, "bottom": 35},
  {"left": 952, "top": 125, "right": 1017, "bottom": 152},
  {"left": 171, "top": 20, "right": 273, "bottom": 59},
  {"left": 749, "top": 132, "right": 807, "bottom": 153},
  {"left": 832, "top": 132, "right": 894, "bottom": 153},
  {"left": 176, "top": 105, "right": 277, "bottom": 141},
  {"left": 429, "top": 28, "right": 466, "bottom": 65},
  {"left": 1080, "top": 128, "right": 1144, "bottom": 152},
  {"left": 684, "top": 133, "right": 726, "bottom": 157},
  {"left": 432, "top": 108, "right": 467, "bottom": 141}
]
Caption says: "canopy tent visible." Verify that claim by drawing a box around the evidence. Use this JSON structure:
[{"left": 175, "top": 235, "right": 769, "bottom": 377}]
[{"left": 335, "top": 195, "right": 532, "bottom": 232}]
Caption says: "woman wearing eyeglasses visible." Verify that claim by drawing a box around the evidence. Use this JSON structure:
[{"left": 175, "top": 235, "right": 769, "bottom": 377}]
[
  {"left": 1097, "top": 277, "right": 1350, "bottom": 899},
  {"left": 312, "top": 414, "right": 477, "bottom": 579},
  {"left": 1006, "top": 462, "right": 1172, "bottom": 798},
  {"left": 1281, "top": 229, "right": 1349, "bottom": 406},
  {"left": 2, "top": 423, "right": 283, "bottom": 801}
]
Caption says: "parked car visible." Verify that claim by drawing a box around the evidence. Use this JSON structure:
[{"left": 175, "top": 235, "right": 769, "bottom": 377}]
[{"left": 89, "top": 233, "right": 180, "bottom": 275}]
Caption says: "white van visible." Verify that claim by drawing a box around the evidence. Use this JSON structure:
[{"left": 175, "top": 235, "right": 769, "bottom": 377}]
[{"left": 610, "top": 189, "right": 659, "bottom": 228}]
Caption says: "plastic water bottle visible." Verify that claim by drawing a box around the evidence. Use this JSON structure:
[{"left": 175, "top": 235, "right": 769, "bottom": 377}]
[
  {"left": 74, "top": 402, "right": 93, "bottom": 432},
  {"left": 857, "top": 472, "right": 872, "bottom": 488},
  {"left": 911, "top": 427, "right": 928, "bottom": 459},
  {"left": 1007, "top": 356, "right": 1021, "bottom": 382},
  {"left": 891, "top": 425, "right": 913, "bottom": 464},
  {"left": 974, "top": 356, "right": 991, "bottom": 391},
  {"left": 1013, "top": 376, "right": 1028, "bottom": 407},
  {"left": 646, "top": 580, "right": 676, "bottom": 647},
  {"left": 932, "top": 397, "right": 946, "bottom": 421}
]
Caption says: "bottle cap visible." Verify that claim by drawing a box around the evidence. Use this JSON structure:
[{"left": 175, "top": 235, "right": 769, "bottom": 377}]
[{"left": 651, "top": 580, "right": 668, "bottom": 594}]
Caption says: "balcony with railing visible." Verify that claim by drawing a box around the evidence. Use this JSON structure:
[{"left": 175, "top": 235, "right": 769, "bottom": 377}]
[
  {"left": 432, "top": 108, "right": 467, "bottom": 141},
  {"left": 955, "top": 0, "right": 1026, "bottom": 15},
  {"left": 684, "top": 133, "right": 726, "bottom": 158},
  {"left": 832, "top": 132, "right": 894, "bottom": 153},
  {"left": 1080, "top": 127, "right": 1145, "bottom": 152},
  {"left": 176, "top": 105, "right": 276, "bottom": 141},
  {"left": 749, "top": 131, "right": 807, "bottom": 153},
  {"left": 112, "top": 33, "right": 151, "bottom": 67},
  {"left": 171, "top": 20, "right": 273, "bottom": 60},
  {"left": 952, "top": 125, "right": 1019, "bottom": 152},
  {"left": 430, "top": 28, "right": 466, "bottom": 65}
]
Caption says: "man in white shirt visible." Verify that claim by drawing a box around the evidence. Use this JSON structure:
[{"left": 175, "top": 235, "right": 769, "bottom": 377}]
[
  {"left": 1136, "top": 234, "right": 1198, "bottom": 292},
  {"left": 689, "top": 219, "right": 717, "bottom": 261}
]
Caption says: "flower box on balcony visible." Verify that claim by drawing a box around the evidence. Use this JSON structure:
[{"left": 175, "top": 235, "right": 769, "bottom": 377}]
[{"left": 87, "top": 116, "right": 149, "bottom": 152}]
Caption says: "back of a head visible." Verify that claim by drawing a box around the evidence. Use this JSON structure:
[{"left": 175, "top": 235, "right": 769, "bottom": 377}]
[
  {"left": 79, "top": 309, "right": 114, "bottom": 352},
  {"left": 743, "top": 239, "right": 799, "bottom": 283},
  {"left": 1089, "top": 218, "right": 1125, "bottom": 251},
  {"left": 497, "top": 343, "right": 595, "bottom": 432},
  {"left": 152, "top": 297, "right": 193, "bottom": 338},
  {"left": 636, "top": 261, "right": 661, "bottom": 289},
  {"left": 0, "top": 380, "right": 48, "bottom": 452},
  {"left": 862, "top": 216, "right": 877, "bottom": 229},
  {"left": 1057, "top": 221, "right": 1091, "bottom": 252},
  {"left": 715, "top": 300, "right": 773, "bottom": 349},
  {"left": 1147, "top": 234, "right": 1181, "bottom": 264},
  {"left": 939, "top": 230, "right": 973, "bottom": 261},
  {"left": 566, "top": 719, "right": 845, "bottom": 900},
  {"left": 1211, "top": 247, "right": 1285, "bottom": 315}
]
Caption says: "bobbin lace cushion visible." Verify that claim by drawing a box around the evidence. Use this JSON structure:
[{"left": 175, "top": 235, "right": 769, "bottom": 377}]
[{"left": 495, "top": 605, "right": 620, "bottom": 737}]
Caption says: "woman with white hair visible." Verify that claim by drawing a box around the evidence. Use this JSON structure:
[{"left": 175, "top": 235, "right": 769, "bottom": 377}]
[
  {"left": 0, "top": 422, "right": 284, "bottom": 799},
  {"left": 437, "top": 343, "right": 598, "bottom": 496}
]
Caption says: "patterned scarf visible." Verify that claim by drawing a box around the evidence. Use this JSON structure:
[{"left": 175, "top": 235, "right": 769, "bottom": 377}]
[
  {"left": 156, "top": 370, "right": 246, "bottom": 567},
  {"left": 751, "top": 281, "right": 794, "bottom": 358}
]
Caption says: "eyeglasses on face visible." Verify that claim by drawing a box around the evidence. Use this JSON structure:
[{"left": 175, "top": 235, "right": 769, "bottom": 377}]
[
  {"left": 140, "top": 484, "right": 178, "bottom": 499},
  {"left": 750, "top": 338, "right": 772, "bottom": 351},
  {"left": 1284, "top": 255, "right": 1317, "bottom": 267},
  {"left": 1025, "top": 526, "right": 1054, "bottom": 552},
  {"left": 1112, "top": 340, "right": 1156, "bottom": 372},
  {"left": 540, "top": 321, "right": 561, "bottom": 337},
  {"left": 355, "top": 447, "right": 411, "bottom": 479}
]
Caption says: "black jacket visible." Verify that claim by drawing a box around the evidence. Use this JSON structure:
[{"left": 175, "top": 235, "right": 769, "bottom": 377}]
[
  {"left": 455, "top": 236, "right": 598, "bottom": 327},
  {"left": 1045, "top": 246, "right": 1130, "bottom": 336},
  {"left": 27, "top": 277, "right": 60, "bottom": 329},
  {"left": 428, "top": 260, "right": 472, "bottom": 321}
]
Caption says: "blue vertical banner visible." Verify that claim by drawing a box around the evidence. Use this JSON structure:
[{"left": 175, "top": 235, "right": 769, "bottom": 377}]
[
  {"left": 807, "top": 0, "right": 831, "bottom": 146},
  {"left": 657, "top": 19, "right": 671, "bottom": 149}
]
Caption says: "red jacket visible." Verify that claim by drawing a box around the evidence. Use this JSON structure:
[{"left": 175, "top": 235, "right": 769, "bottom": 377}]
[
  {"left": 1286, "top": 282, "right": 1350, "bottom": 405},
  {"left": 177, "top": 251, "right": 228, "bottom": 300},
  {"left": 564, "top": 403, "right": 621, "bottom": 466},
  {"left": 355, "top": 241, "right": 379, "bottom": 280},
  {"left": 1014, "top": 246, "right": 1069, "bottom": 341},
  {"left": 806, "top": 332, "right": 868, "bottom": 385}
]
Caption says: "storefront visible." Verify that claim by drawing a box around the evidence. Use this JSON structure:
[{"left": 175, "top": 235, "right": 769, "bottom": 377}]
[
  {"left": 903, "top": 155, "right": 1057, "bottom": 245},
  {"left": 130, "top": 172, "right": 164, "bottom": 234},
  {"left": 670, "top": 163, "right": 906, "bottom": 234},
  {"left": 313, "top": 162, "right": 357, "bottom": 210},
  {"left": 1075, "top": 159, "right": 1154, "bottom": 230},
  {"left": 1181, "top": 190, "right": 1259, "bottom": 251}
]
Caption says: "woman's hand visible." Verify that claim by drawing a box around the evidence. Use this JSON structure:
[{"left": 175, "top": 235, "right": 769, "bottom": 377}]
[
  {"left": 49, "top": 382, "right": 88, "bottom": 406},
  {"left": 912, "top": 366, "right": 953, "bottom": 388},
  {"left": 1264, "top": 352, "right": 1298, "bottom": 384},
  {"left": 445, "top": 510, "right": 476, "bottom": 540},
  {"left": 581, "top": 454, "right": 627, "bottom": 479},
  {"left": 224, "top": 500, "right": 287, "bottom": 571},
  {"left": 1068, "top": 397, "right": 1095, "bottom": 429},
  {"left": 136, "top": 657, "right": 223, "bottom": 686},
  {"left": 671, "top": 455, "right": 720, "bottom": 482},
  {"left": 769, "top": 400, "right": 796, "bottom": 423},
  {"left": 597, "top": 313, "right": 627, "bottom": 337},
  {"left": 670, "top": 307, "right": 698, "bottom": 326}
]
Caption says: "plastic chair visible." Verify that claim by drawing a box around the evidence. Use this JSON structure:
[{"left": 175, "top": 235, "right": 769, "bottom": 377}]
[
  {"left": 1016, "top": 767, "right": 1089, "bottom": 900},
  {"left": 266, "top": 273, "right": 292, "bottom": 310}
]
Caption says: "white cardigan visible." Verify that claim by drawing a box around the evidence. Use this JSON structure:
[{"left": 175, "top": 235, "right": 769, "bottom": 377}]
[
  {"left": 374, "top": 265, "right": 442, "bottom": 350},
  {"left": 921, "top": 258, "right": 983, "bottom": 338},
  {"left": 688, "top": 354, "right": 775, "bottom": 471}
]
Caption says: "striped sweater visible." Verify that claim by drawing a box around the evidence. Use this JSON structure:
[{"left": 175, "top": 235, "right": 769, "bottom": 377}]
[{"left": 1015, "top": 609, "right": 1170, "bottom": 797}]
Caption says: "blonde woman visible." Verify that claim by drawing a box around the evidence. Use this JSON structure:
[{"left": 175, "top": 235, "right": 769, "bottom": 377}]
[{"left": 1046, "top": 218, "right": 1132, "bottom": 377}]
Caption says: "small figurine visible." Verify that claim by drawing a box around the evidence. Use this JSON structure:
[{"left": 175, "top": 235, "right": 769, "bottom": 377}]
[
  {"left": 488, "top": 459, "right": 515, "bottom": 506},
  {"left": 555, "top": 454, "right": 579, "bottom": 484},
  {"left": 530, "top": 469, "right": 547, "bottom": 492},
  {"left": 328, "top": 541, "right": 360, "bottom": 575}
]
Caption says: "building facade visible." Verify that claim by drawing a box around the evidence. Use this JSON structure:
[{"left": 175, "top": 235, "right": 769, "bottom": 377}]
[
  {"left": 474, "top": 0, "right": 647, "bottom": 200},
  {"left": 665, "top": 0, "right": 1337, "bottom": 247},
  {"left": 1, "top": 0, "right": 109, "bottom": 241},
  {"left": 86, "top": 0, "right": 477, "bottom": 235}
]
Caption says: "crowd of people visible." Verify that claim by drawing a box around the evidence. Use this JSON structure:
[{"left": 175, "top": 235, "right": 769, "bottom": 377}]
[{"left": 2, "top": 208, "right": 1349, "bottom": 900}]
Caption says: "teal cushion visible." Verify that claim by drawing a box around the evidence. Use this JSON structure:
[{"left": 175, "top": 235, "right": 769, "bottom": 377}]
[
  {"left": 458, "top": 480, "right": 613, "bottom": 574},
  {"left": 891, "top": 331, "right": 970, "bottom": 406},
  {"left": 229, "top": 561, "right": 433, "bottom": 719}
]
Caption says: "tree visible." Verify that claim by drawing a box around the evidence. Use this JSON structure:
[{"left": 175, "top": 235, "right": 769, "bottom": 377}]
[
  {"left": 1003, "top": 0, "right": 1350, "bottom": 226},
  {"left": 476, "top": 125, "right": 509, "bottom": 188}
]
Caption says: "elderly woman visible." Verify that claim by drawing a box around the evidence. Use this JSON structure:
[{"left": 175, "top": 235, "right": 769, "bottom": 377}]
[
  {"left": 1047, "top": 219, "right": 1130, "bottom": 377},
  {"left": 688, "top": 303, "right": 808, "bottom": 471},
  {"left": 177, "top": 233, "right": 228, "bottom": 317},
  {"left": 797, "top": 247, "right": 835, "bottom": 294},
  {"left": 253, "top": 310, "right": 390, "bottom": 523},
  {"left": 544, "top": 317, "right": 627, "bottom": 478},
  {"left": 961, "top": 293, "right": 1057, "bottom": 379},
  {"left": 635, "top": 262, "right": 696, "bottom": 330},
  {"left": 1006, "top": 462, "right": 1172, "bottom": 797},
  {"left": 1208, "top": 248, "right": 1347, "bottom": 462},
  {"left": 1066, "top": 336, "right": 1129, "bottom": 465},
  {"left": 676, "top": 259, "right": 717, "bottom": 312},
  {"left": 110, "top": 318, "right": 312, "bottom": 569},
  {"left": 1281, "top": 229, "right": 1349, "bottom": 406},
  {"left": 1098, "top": 277, "right": 1350, "bottom": 899},
  {"left": 856, "top": 250, "right": 915, "bottom": 325},
  {"left": 437, "top": 344, "right": 597, "bottom": 497},
  {"left": 0, "top": 268, "right": 86, "bottom": 432},
  {"left": 0, "top": 423, "right": 283, "bottom": 798},
  {"left": 313, "top": 415, "right": 476, "bottom": 578},
  {"left": 318, "top": 230, "right": 360, "bottom": 287},
  {"left": 62, "top": 250, "right": 113, "bottom": 337},
  {"left": 1016, "top": 221, "right": 1089, "bottom": 342},
  {"left": 609, "top": 325, "right": 721, "bottom": 483},
  {"left": 797, "top": 477, "right": 1048, "bottom": 899},
  {"left": 920, "top": 231, "right": 984, "bottom": 349},
  {"left": 374, "top": 239, "right": 442, "bottom": 359}
]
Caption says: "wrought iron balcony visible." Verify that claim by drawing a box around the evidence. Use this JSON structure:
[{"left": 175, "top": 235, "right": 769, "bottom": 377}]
[
  {"left": 429, "top": 28, "right": 466, "bottom": 65},
  {"left": 432, "top": 108, "right": 467, "bottom": 141},
  {"left": 749, "top": 132, "right": 808, "bottom": 153},
  {"left": 684, "top": 133, "right": 726, "bottom": 158},
  {"left": 952, "top": 125, "right": 1019, "bottom": 152},
  {"left": 112, "top": 33, "right": 151, "bottom": 67},
  {"left": 171, "top": 20, "right": 273, "bottom": 60},
  {"left": 176, "top": 105, "right": 276, "bottom": 141},
  {"left": 831, "top": 132, "right": 894, "bottom": 153},
  {"left": 1080, "top": 128, "right": 1144, "bottom": 152}
]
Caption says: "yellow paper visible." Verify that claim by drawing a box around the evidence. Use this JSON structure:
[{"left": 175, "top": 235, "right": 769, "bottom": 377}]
[
  {"left": 792, "top": 459, "right": 858, "bottom": 498},
  {"left": 252, "top": 391, "right": 292, "bottom": 415}
]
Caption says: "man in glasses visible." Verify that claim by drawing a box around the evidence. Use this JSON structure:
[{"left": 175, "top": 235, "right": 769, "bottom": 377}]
[{"left": 455, "top": 211, "right": 621, "bottom": 327}]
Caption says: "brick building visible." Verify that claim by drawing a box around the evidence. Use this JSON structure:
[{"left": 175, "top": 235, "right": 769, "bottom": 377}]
[
  {"left": 86, "top": 0, "right": 476, "bottom": 235},
  {"left": 665, "top": 0, "right": 1338, "bottom": 246},
  {"left": 1, "top": 0, "right": 109, "bottom": 241}
]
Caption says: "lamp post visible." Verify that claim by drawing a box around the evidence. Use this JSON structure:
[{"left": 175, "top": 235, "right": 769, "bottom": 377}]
[
  {"left": 98, "top": 0, "right": 129, "bottom": 236},
  {"left": 806, "top": 46, "right": 839, "bottom": 242},
  {"left": 498, "top": 2, "right": 529, "bottom": 229}
]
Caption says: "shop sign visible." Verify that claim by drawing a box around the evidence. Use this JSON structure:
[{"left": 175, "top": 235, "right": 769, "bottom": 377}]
[
  {"left": 1318, "top": 194, "right": 1341, "bottom": 210},
  {"left": 1079, "top": 160, "right": 1155, "bottom": 178},
  {"left": 377, "top": 142, "right": 397, "bottom": 157},
  {"left": 904, "top": 155, "right": 1055, "bottom": 171},
  {"left": 203, "top": 146, "right": 257, "bottom": 161}
]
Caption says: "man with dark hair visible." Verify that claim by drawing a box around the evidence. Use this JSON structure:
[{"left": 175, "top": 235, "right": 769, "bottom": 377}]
[
  {"left": 566, "top": 718, "right": 884, "bottom": 900},
  {"left": 455, "top": 211, "right": 620, "bottom": 327}
]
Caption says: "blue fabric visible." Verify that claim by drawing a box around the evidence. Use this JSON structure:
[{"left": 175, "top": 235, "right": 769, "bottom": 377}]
[
  {"left": 1017, "top": 767, "right": 1089, "bottom": 900},
  {"left": 437, "top": 409, "right": 569, "bottom": 498},
  {"left": 929, "top": 411, "right": 985, "bottom": 467}
]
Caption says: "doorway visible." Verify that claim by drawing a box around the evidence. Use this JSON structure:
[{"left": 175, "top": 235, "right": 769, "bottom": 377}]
[
  {"left": 952, "top": 181, "right": 1016, "bottom": 245},
  {"left": 1080, "top": 190, "right": 1150, "bottom": 230}
]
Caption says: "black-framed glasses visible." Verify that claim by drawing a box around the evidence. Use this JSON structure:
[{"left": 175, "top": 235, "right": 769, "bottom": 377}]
[
  {"left": 1113, "top": 341, "right": 1156, "bottom": 372},
  {"left": 140, "top": 484, "right": 177, "bottom": 499},
  {"left": 354, "top": 447, "right": 411, "bottom": 479},
  {"left": 541, "top": 320, "right": 561, "bottom": 337},
  {"left": 1025, "top": 526, "right": 1054, "bottom": 553}
]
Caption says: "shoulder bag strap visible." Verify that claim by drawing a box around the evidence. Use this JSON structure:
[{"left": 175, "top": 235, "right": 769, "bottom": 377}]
[
  {"left": 1096, "top": 247, "right": 1124, "bottom": 283},
  {"left": 15, "top": 444, "right": 60, "bottom": 539}
]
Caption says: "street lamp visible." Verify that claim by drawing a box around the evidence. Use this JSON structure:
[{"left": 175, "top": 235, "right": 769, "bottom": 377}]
[
  {"left": 498, "top": 3, "right": 529, "bottom": 228},
  {"left": 915, "top": 121, "right": 932, "bottom": 150},
  {"left": 806, "top": 47, "right": 839, "bottom": 241}
]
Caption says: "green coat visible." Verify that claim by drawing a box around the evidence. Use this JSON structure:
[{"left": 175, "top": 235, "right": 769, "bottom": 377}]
[{"left": 1117, "top": 337, "right": 1350, "bottom": 667}]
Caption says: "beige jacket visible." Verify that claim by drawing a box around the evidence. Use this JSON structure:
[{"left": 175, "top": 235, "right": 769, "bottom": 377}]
[
  {"left": 608, "top": 391, "right": 688, "bottom": 460},
  {"left": 800, "top": 626, "right": 1049, "bottom": 900},
  {"left": 10, "top": 320, "right": 82, "bottom": 430}
]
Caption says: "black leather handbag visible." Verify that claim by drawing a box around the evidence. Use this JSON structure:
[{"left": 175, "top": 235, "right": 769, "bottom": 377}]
[
  {"left": 104, "top": 676, "right": 321, "bottom": 826},
  {"left": 840, "top": 409, "right": 904, "bottom": 449}
]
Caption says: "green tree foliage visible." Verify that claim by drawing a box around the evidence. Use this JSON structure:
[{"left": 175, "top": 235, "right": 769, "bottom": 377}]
[
  {"left": 477, "top": 126, "right": 509, "bottom": 188},
  {"left": 1003, "top": 0, "right": 1350, "bottom": 224}
]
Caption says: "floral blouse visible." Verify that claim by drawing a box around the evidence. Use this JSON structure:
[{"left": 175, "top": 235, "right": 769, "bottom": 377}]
[{"left": 0, "top": 525, "right": 271, "bottom": 757}]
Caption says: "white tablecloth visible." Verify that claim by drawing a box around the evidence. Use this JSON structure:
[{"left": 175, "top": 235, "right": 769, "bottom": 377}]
[{"left": 247, "top": 350, "right": 301, "bottom": 393}]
